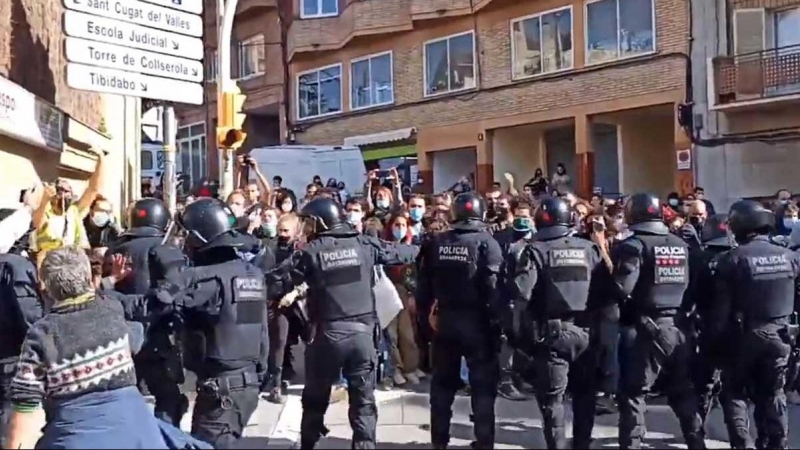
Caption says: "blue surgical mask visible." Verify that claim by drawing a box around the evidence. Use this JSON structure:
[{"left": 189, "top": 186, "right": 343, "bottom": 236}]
[
  {"left": 409, "top": 208, "right": 425, "bottom": 222},
  {"left": 668, "top": 198, "right": 679, "bottom": 207},
  {"left": 783, "top": 218, "right": 798, "bottom": 229},
  {"left": 346, "top": 211, "right": 363, "bottom": 225},
  {"left": 392, "top": 227, "right": 406, "bottom": 240},
  {"left": 262, "top": 222, "right": 277, "bottom": 238},
  {"left": 376, "top": 199, "right": 390, "bottom": 209},
  {"left": 512, "top": 217, "right": 533, "bottom": 232}
]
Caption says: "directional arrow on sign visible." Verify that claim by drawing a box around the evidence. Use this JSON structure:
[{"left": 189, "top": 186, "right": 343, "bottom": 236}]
[
  {"left": 141, "top": 83, "right": 149, "bottom": 91},
  {"left": 67, "top": 63, "right": 204, "bottom": 105}
]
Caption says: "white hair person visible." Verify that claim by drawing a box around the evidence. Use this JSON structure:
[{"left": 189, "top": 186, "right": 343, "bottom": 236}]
[{"left": 40, "top": 246, "right": 94, "bottom": 303}]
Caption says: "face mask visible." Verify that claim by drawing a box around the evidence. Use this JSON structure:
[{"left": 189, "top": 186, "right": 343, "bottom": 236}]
[
  {"left": 281, "top": 202, "right": 293, "bottom": 213},
  {"left": 689, "top": 216, "right": 703, "bottom": 228},
  {"left": 512, "top": 217, "right": 533, "bottom": 232},
  {"left": 780, "top": 199, "right": 790, "bottom": 205},
  {"left": 783, "top": 218, "right": 798, "bottom": 229},
  {"left": 262, "top": 222, "right": 277, "bottom": 237},
  {"left": 496, "top": 207, "right": 509, "bottom": 218},
  {"left": 92, "top": 213, "right": 110, "bottom": 227},
  {"left": 277, "top": 236, "right": 291, "bottom": 245},
  {"left": 346, "top": 211, "right": 363, "bottom": 225},
  {"left": 376, "top": 199, "right": 390, "bottom": 209},
  {"left": 668, "top": 198, "right": 679, "bottom": 207},
  {"left": 392, "top": 227, "right": 406, "bottom": 240},
  {"left": 409, "top": 208, "right": 425, "bottom": 222}
]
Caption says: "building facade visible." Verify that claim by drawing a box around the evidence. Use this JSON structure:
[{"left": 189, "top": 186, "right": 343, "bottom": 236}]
[
  {"left": 284, "top": 0, "right": 694, "bottom": 197},
  {"left": 0, "top": 0, "right": 139, "bottom": 217},
  {"left": 693, "top": 0, "right": 800, "bottom": 210},
  {"left": 175, "top": 0, "right": 286, "bottom": 184}
]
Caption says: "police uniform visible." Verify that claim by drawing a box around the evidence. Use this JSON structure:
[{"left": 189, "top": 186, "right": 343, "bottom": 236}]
[
  {"left": 416, "top": 193, "right": 504, "bottom": 449},
  {"left": 613, "top": 193, "right": 705, "bottom": 450},
  {"left": 268, "top": 198, "right": 418, "bottom": 450},
  {"left": 162, "top": 198, "right": 268, "bottom": 449},
  {"left": 510, "top": 196, "right": 604, "bottom": 449},
  {"left": 105, "top": 198, "right": 188, "bottom": 426},
  {"left": 713, "top": 200, "right": 800, "bottom": 449},
  {"left": 0, "top": 252, "right": 41, "bottom": 445}
]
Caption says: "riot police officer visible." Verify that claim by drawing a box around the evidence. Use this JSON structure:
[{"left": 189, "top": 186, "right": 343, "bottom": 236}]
[
  {"left": 267, "top": 197, "right": 418, "bottom": 449},
  {"left": 167, "top": 198, "right": 269, "bottom": 449},
  {"left": 105, "top": 197, "right": 188, "bottom": 426},
  {"left": 713, "top": 200, "right": 800, "bottom": 449},
  {"left": 685, "top": 214, "right": 734, "bottom": 425},
  {"left": 0, "top": 246, "right": 41, "bottom": 446},
  {"left": 509, "top": 196, "right": 604, "bottom": 449},
  {"left": 613, "top": 193, "right": 706, "bottom": 449},
  {"left": 416, "top": 192, "right": 504, "bottom": 449}
]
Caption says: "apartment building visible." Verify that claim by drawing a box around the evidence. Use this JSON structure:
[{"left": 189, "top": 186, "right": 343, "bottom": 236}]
[
  {"left": 693, "top": 0, "right": 800, "bottom": 209},
  {"left": 174, "top": 0, "right": 285, "bottom": 184},
  {"left": 0, "top": 0, "right": 139, "bottom": 215},
  {"left": 285, "top": 0, "right": 694, "bottom": 197}
]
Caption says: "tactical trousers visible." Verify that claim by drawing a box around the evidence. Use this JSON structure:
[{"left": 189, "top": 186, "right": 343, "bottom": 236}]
[
  {"left": 430, "top": 313, "right": 499, "bottom": 448},
  {"left": 618, "top": 318, "right": 706, "bottom": 450},
  {"left": 191, "top": 370, "right": 260, "bottom": 449},
  {"left": 135, "top": 356, "right": 187, "bottom": 426},
  {"left": 265, "top": 309, "right": 290, "bottom": 390},
  {"left": 692, "top": 330, "right": 726, "bottom": 424},
  {"left": 592, "top": 314, "right": 620, "bottom": 395},
  {"left": 720, "top": 322, "right": 792, "bottom": 449},
  {"left": 301, "top": 324, "right": 377, "bottom": 449},
  {"left": 0, "top": 371, "right": 13, "bottom": 448},
  {"left": 531, "top": 322, "right": 595, "bottom": 449}
]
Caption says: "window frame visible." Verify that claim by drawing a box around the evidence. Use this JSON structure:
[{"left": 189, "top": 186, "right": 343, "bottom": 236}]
[
  {"left": 422, "top": 30, "right": 478, "bottom": 98},
  {"left": 176, "top": 121, "right": 208, "bottom": 189},
  {"left": 583, "top": 0, "right": 657, "bottom": 67},
  {"left": 295, "top": 63, "right": 344, "bottom": 121},
  {"left": 509, "top": 5, "right": 575, "bottom": 81},
  {"left": 300, "top": 0, "right": 339, "bottom": 19},
  {"left": 206, "top": 50, "right": 219, "bottom": 83},
  {"left": 237, "top": 34, "right": 266, "bottom": 81},
  {"left": 349, "top": 51, "right": 395, "bottom": 111}
]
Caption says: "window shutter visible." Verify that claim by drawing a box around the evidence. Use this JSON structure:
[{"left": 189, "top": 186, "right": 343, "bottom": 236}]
[{"left": 733, "top": 8, "right": 765, "bottom": 55}]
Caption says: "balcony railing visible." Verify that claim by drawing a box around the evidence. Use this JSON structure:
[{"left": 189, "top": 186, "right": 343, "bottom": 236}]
[{"left": 713, "top": 44, "right": 800, "bottom": 106}]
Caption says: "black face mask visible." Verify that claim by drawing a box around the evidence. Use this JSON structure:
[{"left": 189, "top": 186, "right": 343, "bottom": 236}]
[
  {"left": 277, "top": 236, "right": 292, "bottom": 246},
  {"left": 496, "top": 207, "right": 509, "bottom": 218},
  {"left": 689, "top": 216, "right": 703, "bottom": 231}
]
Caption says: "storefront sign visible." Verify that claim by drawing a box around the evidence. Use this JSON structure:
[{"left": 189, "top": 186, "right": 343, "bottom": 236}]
[{"left": 0, "top": 76, "right": 64, "bottom": 151}]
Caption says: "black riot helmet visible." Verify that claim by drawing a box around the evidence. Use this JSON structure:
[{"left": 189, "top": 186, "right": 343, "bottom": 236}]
[
  {"left": 179, "top": 197, "right": 237, "bottom": 251},
  {"left": 452, "top": 192, "right": 486, "bottom": 223},
  {"left": 728, "top": 200, "right": 774, "bottom": 239},
  {"left": 533, "top": 196, "right": 571, "bottom": 240},
  {"left": 127, "top": 198, "right": 170, "bottom": 232},
  {"left": 299, "top": 197, "right": 353, "bottom": 238},
  {"left": 701, "top": 213, "right": 733, "bottom": 248},
  {"left": 625, "top": 192, "right": 668, "bottom": 234}
]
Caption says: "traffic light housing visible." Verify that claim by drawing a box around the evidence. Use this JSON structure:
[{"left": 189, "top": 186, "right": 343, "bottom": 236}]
[{"left": 217, "top": 87, "right": 248, "bottom": 149}]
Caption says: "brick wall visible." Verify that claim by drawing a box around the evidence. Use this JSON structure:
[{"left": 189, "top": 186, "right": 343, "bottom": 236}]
[
  {"left": 293, "top": 0, "right": 689, "bottom": 144},
  {"left": 0, "top": 0, "right": 104, "bottom": 129}
]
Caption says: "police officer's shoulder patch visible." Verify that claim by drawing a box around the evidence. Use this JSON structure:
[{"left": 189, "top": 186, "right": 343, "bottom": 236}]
[
  {"left": 653, "top": 245, "right": 688, "bottom": 284},
  {"left": 318, "top": 246, "right": 361, "bottom": 271},
  {"left": 233, "top": 276, "right": 265, "bottom": 301},
  {"left": 549, "top": 247, "right": 588, "bottom": 267},
  {"left": 746, "top": 253, "right": 792, "bottom": 277}
]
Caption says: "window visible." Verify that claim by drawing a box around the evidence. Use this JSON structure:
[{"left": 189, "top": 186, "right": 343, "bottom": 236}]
[
  {"left": 586, "top": 0, "right": 654, "bottom": 65},
  {"left": 141, "top": 150, "right": 154, "bottom": 170},
  {"left": 775, "top": 8, "right": 800, "bottom": 49},
  {"left": 350, "top": 52, "right": 393, "bottom": 110},
  {"left": 424, "top": 32, "right": 476, "bottom": 97},
  {"left": 205, "top": 50, "right": 218, "bottom": 82},
  {"left": 301, "top": 0, "right": 338, "bottom": 18},
  {"left": 237, "top": 35, "right": 266, "bottom": 80},
  {"left": 177, "top": 122, "right": 207, "bottom": 189},
  {"left": 297, "top": 64, "right": 342, "bottom": 120},
  {"left": 511, "top": 7, "right": 573, "bottom": 79}
]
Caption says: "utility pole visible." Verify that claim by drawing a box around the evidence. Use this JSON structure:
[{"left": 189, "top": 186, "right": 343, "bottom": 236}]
[
  {"left": 162, "top": 105, "right": 178, "bottom": 214},
  {"left": 217, "top": 0, "right": 241, "bottom": 200}
]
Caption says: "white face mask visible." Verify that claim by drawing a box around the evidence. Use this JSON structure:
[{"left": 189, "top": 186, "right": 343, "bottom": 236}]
[
  {"left": 91, "top": 213, "right": 110, "bottom": 227},
  {"left": 281, "top": 202, "right": 293, "bottom": 213}
]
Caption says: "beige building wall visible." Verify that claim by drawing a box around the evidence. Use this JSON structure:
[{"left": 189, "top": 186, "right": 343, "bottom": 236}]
[{"left": 492, "top": 125, "right": 544, "bottom": 184}]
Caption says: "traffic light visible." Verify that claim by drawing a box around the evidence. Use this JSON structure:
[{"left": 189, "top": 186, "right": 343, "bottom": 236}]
[{"left": 217, "top": 87, "right": 248, "bottom": 149}]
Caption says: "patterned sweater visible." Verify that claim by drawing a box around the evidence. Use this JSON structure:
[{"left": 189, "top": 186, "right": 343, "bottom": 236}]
[{"left": 10, "top": 294, "right": 137, "bottom": 411}]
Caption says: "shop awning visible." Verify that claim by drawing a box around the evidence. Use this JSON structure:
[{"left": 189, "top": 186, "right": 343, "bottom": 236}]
[
  {"left": 343, "top": 127, "right": 416, "bottom": 147},
  {"left": 362, "top": 145, "right": 417, "bottom": 162}
]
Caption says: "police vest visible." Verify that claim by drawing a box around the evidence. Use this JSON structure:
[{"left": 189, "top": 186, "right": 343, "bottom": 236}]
[
  {"left": 430, "top": 231, "right": 482, "bottom": 311},
  {"left": 307, "top": 236, "right": 374, "bottom": 322},
  {"left": 630, "top": 234, "right": 690, "bottom": 313},
  {"left": 533, "top": 237, "right": 593, "bottom": 318},
  {"left": 202, "top": 260, "right": 267, "bottom": 366},
  {"left": 0, "top": 254, "right": 41, "bottom": 361},
  {"left": 734, "top": 243, "right": 796, "bottom": 321},
  {"left": 108, "top": 236, "right": 163, "bottom": 295}
]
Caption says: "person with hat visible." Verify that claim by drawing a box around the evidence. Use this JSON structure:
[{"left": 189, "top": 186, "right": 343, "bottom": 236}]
[
  {"left": 612, "top": 193, "right": 706, "bottom": 449},
  {"left": 508, "top": 195, "right": 604, "bottom": 449},
  {"left": 266, "top": 197, "right": 418, "bottom": 449},
  {"left": 416, "top": 192, "right": 504, "bottom": 449}
]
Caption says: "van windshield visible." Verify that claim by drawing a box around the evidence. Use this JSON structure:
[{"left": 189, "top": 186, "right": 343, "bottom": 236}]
[{"left": 141, "top": 150, "right": 154, "bottom": 170}]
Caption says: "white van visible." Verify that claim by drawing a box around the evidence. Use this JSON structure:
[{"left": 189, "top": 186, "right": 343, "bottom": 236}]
[
  {"left": 248, "top": 145, "right": 366, "bottom": 197},
  {"left": 141, "top": 143, "right": 165, "bottom": 188}
]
